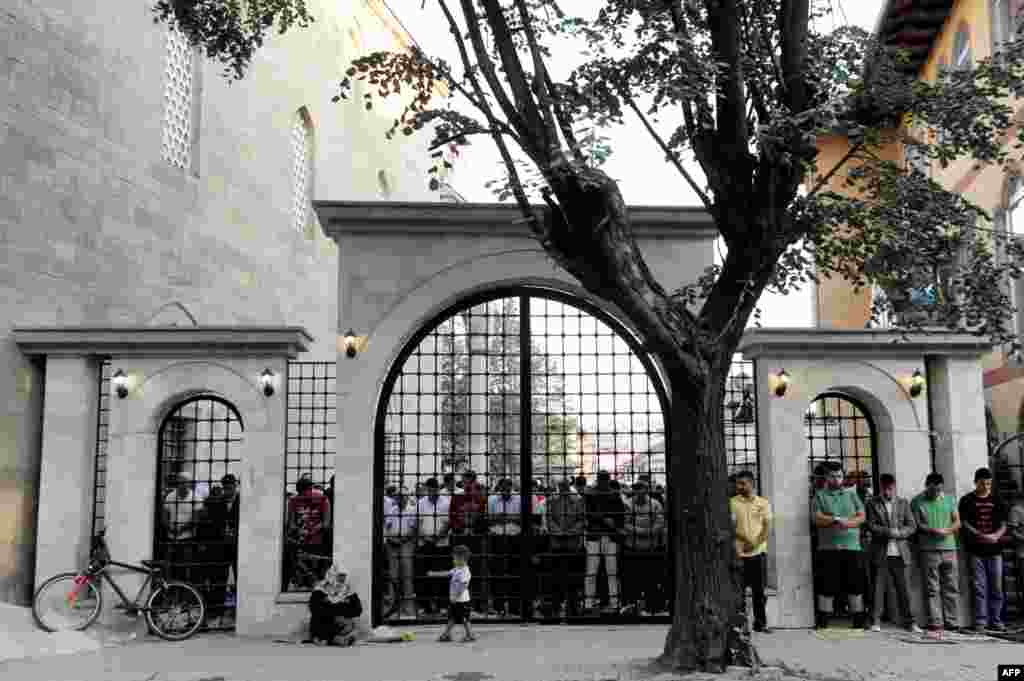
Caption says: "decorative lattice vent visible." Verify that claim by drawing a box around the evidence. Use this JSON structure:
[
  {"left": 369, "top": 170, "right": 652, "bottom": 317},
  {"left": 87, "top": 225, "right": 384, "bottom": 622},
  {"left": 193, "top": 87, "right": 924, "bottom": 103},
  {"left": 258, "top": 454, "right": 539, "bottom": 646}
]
[
  {"left": 161, "top": 27, "right": 194, "bottom": 170},
  {"left": 291, "top": 110, "right": 314, "bottom": 233}
]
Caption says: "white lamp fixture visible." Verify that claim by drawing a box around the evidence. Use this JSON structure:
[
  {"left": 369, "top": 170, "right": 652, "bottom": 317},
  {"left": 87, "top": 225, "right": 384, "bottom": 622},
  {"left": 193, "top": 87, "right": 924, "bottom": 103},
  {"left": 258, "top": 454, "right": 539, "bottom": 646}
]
[
  {"left": 112, "top": 369, "right": 129, "bottom": 399},
  {"left": 259, "top": 368, "right": 276, "bottom": 397},
  {"left": 768, "top": 369, "right": 790, "bottom": 398},
  {"left": 341, "top": 328, "right": 369, "bottom": 358},
  {"left": 908, "top": 369, "right": 926, "bottom": 398}
]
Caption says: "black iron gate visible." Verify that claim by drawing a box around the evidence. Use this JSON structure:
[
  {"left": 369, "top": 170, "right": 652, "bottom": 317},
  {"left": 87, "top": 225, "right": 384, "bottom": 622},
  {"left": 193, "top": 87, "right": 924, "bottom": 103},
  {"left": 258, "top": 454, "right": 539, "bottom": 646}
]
[
  {"left": 805, "top": 392, "right": 877, "bottom": 618},
  {"left": 990, "top": 433, "right": 1024, "bottom": 619},
  {"left": 373, "top": 287, "right": 761, "bottom": 626},
  {"left": 154, "top": 396, "right": 243, "bottom": 631}
]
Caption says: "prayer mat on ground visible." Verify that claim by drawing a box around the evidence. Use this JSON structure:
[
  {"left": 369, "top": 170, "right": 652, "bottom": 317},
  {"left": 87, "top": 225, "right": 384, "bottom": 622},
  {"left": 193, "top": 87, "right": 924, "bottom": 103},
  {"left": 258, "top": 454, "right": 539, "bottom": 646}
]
[{"left": 813, "top": 628, "right": 867, "bottom": 641}]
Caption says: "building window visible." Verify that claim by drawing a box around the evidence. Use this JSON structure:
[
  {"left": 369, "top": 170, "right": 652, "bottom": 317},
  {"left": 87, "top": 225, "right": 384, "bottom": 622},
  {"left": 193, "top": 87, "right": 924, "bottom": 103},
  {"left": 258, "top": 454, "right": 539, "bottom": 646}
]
[
  {"left": 291, "top": 108, "right": 315, "bottom": 235},
  {"left": 1005, "top": 176, "right": 1024, "bottom": 341},
  {"left": 992, "top": 0, "right": 1024, "bottom": 55},
  {"left": 161, "top": 26, "right": 199, "bottom": 172}
]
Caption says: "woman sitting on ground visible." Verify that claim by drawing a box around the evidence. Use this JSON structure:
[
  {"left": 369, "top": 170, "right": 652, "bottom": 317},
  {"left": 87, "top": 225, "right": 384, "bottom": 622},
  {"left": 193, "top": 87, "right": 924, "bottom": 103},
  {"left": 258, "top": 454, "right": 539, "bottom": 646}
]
[{"left": 304, "top": 563, "right": 362, "bottom": 646}]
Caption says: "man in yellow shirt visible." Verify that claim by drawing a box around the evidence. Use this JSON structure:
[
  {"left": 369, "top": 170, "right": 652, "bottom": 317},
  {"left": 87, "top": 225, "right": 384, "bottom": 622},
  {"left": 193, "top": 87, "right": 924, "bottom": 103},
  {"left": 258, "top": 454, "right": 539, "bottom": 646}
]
[{"left": 730, "top": 470, "right": 772, "bottom": 632}]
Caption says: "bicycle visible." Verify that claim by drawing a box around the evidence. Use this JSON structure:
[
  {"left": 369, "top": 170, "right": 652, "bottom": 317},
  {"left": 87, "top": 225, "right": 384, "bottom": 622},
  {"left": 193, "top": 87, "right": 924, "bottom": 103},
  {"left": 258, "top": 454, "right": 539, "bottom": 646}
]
[{"left": 32, "top": 531, "right": 206, "bottom": 641}]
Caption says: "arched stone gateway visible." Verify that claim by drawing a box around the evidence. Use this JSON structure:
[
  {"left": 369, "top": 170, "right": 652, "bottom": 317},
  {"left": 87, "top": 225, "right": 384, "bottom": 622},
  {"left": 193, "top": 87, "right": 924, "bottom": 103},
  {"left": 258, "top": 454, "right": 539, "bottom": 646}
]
[
  {"left": 805, "top": 392, "right": 878, "bottom": 622},
  {"left": 372, "top": 286, "right": 671, "bottom": 625},
  {"left": 155, "top": 395, "right": 244, "bottom": 630}
]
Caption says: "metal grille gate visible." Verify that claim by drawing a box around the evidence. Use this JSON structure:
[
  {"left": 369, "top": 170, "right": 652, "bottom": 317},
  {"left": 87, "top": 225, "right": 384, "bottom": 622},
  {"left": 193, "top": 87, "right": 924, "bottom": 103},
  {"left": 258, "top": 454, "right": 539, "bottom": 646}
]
[
  {"left": 154, "top": 396, "right": 244, "bottom": 631},
  {"left": 373, "top": 287, "right": 761, "bottom": 626},
  {"left": 91, "top": 360, "right": 112, "bottom": 537},
  {"left": 805, "top": 392, "right": 877, "bottom": 617},
  {"left": 991, "top": 433, "right": 1024, "bottom": 619}
]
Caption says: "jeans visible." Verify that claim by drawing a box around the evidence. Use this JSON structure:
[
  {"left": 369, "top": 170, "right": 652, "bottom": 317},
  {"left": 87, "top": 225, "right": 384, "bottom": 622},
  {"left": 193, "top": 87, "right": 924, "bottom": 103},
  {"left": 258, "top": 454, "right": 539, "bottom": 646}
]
[
  {"left": 584, "top": 536, "right": 620, "bottom": 609},
  {"left": 969, "top": 554, "right": 1004, "bottom": 627},
  {"left": 920, "top": 550, "right": 959, "bottom": 629}
]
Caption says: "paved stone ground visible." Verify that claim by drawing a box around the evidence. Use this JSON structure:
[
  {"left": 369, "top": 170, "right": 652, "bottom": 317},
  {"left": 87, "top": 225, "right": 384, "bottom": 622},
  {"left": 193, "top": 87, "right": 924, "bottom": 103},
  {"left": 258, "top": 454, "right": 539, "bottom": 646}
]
[{"left": 1, "top": 622, "right": 1023, "bottom": 681}]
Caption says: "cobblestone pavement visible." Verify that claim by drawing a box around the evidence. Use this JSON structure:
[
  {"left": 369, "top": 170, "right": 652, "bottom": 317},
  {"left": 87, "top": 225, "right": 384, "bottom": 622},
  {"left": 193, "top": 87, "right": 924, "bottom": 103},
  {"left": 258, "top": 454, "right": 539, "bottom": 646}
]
[{"left": 0, "top": 624, "right": 1022, "bottom": 681}]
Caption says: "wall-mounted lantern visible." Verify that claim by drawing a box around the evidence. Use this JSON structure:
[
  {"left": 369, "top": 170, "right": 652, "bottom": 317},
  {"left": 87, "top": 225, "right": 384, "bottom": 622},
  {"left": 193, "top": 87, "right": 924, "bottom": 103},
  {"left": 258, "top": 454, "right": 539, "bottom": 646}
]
[
  {"left": 768, "top": 369, "right": 790, "bottom": 398},
  {"left": 112, "top": 369, "right": 129, "bottom": 399},
  {"left": 341, "top": 328, "right": 369, "bottom": 359},
  {"left": 904, "top": 369, "right": 926, "bottom": 398},
  {"left": 260, "top": 368, "right": 276, "bottom": 397}
]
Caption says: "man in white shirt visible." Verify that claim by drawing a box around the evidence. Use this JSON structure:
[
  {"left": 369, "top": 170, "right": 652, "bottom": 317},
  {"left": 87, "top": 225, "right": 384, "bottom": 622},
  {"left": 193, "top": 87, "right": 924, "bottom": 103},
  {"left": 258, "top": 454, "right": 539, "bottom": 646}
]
[
  {"left": 163, "top": 471, "right": 197, "bottom": 582},
  {"left": 383, "top": 485, "right": 418, "bottom": 617},
  {"left": 415, "top": 478, "right": 451, "bottom": 615},
  {"left": 488, "top": 478, "right": 522, "bottom": 616}
]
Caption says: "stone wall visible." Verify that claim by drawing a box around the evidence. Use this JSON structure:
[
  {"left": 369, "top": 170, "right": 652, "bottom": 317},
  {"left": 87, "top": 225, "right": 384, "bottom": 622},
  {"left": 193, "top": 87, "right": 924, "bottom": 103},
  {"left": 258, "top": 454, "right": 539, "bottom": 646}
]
[{"left": 0, "top": 0, "right": 439, "bottom": 605}]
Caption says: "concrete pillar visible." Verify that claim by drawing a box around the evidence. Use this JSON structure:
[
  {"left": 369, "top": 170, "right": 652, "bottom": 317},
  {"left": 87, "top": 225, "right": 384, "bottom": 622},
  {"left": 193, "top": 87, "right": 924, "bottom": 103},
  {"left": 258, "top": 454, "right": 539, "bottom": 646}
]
[
  {"left": 34, "top": 357, "right": 98, "bottom": 587},
  {"left": 335, "top": 353, "right": 373, "bottom": 634},
  {"left": 926, "top": 355, "right": 989, "bottom": 627}
]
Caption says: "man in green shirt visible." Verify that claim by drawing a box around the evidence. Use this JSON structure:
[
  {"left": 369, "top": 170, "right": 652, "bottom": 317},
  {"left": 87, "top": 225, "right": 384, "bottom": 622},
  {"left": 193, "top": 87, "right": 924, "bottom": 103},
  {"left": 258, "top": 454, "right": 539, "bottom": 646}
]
[
  {"left": 812, "top": 461, "right": 868, "bottom": 629},
  {"left": 910, "top": 472, "right": 961, "bottom": 638}
]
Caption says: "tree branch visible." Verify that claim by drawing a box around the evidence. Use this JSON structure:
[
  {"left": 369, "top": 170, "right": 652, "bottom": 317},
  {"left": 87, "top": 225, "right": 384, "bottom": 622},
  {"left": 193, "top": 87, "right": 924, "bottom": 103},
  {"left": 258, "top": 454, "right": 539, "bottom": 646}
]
[
  {"left": 477, "top": 0, "right": 551, "bottom": 160},
  {"left": 512, "top": 0, "right": 562, "bottom": 161},
  {"left": 453, "top": 0, "right": 532, "bottom": 147},
  {"left": 705, "top": 0, "right": 747, "bottom": 149},
  {"left": 544, "top": 71, "right": 585, "bottom": 164},
  {"left": 625, "top": 96, "right": 712, "bottom": 211},
  {"left": 779, "top": 0, "right": 811, "bottom": 113},
  {"left": 437, "top": 0, "right": 536, "bottom": 220}
]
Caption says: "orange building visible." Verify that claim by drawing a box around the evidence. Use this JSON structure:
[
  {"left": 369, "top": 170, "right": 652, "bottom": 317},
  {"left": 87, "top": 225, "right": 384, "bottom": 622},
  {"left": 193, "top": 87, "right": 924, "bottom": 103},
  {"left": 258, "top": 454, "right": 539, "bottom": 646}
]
[{"left": 817, "top": 0, "right": 1024, "bottom": 448}]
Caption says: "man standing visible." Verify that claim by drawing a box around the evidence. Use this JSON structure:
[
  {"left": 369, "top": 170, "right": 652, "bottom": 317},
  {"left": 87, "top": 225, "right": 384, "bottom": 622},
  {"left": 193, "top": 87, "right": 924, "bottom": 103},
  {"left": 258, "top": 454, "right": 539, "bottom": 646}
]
[
  {"left": 487, "top": 477, "right": 522, "bottom": 616},
  {"left": 623, "top": 479, "right": 666, "bottom": 616},
  {"left": 730, "top": 470, "right": 772, "bottom": 632},
  {"left": 383, "top": 485, "right": 418, "bottom": 617},
  {"left": 416, "top": 477, "right": 451, "bottom": 616},
  {"left": 448, "top": 470, "right": 485, "bottom": 612},
  {"left": 544, "top": 477, "right": 586, "bottom": 617},
  {"left": 864, "top": 474, "right": 921, "bottom": 633},
  {"left": 583, "top": 470, "right": 626, "bottom": 613},
  {"left": 959, "top": 467, "right": 1008, "bottom": 633},
  {"left": 163, "top": 471, "right": 198, "bottom": 584},
  {"left": 912, "top": 472, "right": 962, "bottom": 638},
  {"left": 812, "top": 462, "right": 868, "bottom": 629}
]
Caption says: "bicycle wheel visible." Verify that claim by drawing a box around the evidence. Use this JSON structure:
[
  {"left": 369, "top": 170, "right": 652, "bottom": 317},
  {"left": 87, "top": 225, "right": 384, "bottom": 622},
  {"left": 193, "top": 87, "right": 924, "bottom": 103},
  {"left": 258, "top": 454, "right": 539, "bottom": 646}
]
[
  {"left": 146, "top": 581, "right": 205, "bottom": 641},
  {"left": 32, "top": 572, "right": 103, "bottom": 632}
]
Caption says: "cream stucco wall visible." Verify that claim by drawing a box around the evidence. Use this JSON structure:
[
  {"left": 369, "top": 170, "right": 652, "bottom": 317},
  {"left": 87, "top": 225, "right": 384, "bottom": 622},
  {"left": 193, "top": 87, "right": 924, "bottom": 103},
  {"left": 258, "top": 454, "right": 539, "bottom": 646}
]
[{"left": 1, "top": 0, "right": 439, "bottom": 605}]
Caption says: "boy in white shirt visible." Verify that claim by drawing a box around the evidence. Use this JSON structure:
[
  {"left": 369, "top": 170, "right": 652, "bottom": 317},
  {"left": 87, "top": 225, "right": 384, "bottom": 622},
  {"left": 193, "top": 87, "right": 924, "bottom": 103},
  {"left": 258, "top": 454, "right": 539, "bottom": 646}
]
[{"left": 431, "top": 544, "right": 476, "bottom": 643}]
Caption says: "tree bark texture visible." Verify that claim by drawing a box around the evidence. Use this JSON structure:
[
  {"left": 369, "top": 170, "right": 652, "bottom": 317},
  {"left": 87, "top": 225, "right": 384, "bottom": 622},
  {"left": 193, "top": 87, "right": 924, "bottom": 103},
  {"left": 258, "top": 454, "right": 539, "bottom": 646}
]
[{"left": 658, "top": 370, "right": 757, "bottom": 672}]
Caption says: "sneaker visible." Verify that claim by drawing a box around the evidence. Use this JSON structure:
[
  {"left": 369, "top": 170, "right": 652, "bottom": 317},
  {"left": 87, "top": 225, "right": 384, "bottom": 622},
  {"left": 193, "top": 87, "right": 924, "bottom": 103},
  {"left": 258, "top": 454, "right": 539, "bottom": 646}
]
[
  {"left": 753, "top": 624, "right": 772, "bottom": 633},
  {"left": 438, "top": 633, "right": 452, "bottom": 643},
  {"left": 869, "top": 624, "right": 881, "bottom": 632},
  {"left": 905, "top": 623, "right": 924, "bottom": 635},
  {"left": 926, "top": 628, "right": 943, "bottom": 640},
  {"left": 987, "top": 623, "right": 1007, "bottom": 633},
  {"left": 463, "top": 634, "right": 477, "bottom": 642},
  {"left": 944, "top": 624, "right": 960, "bottom": 634}
]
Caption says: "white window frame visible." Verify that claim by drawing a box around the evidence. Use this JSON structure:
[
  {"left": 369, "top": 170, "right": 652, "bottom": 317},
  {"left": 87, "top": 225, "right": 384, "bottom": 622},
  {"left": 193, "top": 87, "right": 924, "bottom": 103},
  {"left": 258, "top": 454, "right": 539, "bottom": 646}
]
[
  {"left": 291, "top": 108, "right": 315, "bottom": 236},
  {"left": 161, "top": 26, "right": 201, "bottom": 174},
  {"left": 1005, "top": 176, "right": 1024, "bottom": 343}
]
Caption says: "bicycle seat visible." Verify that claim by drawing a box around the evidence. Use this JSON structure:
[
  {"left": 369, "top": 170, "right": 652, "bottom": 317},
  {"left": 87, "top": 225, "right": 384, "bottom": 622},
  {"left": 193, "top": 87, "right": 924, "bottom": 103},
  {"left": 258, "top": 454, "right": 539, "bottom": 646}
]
[{"left": 141, "top": 560, "right": 162, "bottom": 570}]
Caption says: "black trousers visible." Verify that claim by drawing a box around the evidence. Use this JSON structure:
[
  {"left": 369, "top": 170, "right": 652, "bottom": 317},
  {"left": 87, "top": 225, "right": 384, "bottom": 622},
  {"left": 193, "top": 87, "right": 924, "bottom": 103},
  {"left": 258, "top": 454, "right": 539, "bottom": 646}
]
[
  {"left": 415, "top": 542, "right": 449, "bottom": 612},
  {"left": 740, "top": 553, "right": 767, "bottom": 628},
  {"left": 488, "top": 535, "right": 522, "bottom": 614},
  {"left": 543, "top": 543, "right": 584, "bottom": 614},
  {"left": 623, "top": 549, "right": 667, "bottom": 612},
  {"left": 308, "top": 591, "right": 362, "bottom": 642}
]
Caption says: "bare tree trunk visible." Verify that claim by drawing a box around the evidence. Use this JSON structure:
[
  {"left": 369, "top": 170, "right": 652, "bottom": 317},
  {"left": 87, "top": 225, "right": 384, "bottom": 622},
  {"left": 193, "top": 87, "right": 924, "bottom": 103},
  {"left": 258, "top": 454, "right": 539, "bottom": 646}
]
[{"left": 659, "top": 368, "right": 758, "bottom": 672}]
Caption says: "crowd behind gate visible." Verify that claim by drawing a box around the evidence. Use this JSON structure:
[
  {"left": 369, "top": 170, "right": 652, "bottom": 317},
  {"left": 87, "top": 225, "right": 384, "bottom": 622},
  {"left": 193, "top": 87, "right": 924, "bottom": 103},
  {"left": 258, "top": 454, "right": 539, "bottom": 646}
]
[{"left": 381, "top": 469, "right": 670, "bottom": 619}]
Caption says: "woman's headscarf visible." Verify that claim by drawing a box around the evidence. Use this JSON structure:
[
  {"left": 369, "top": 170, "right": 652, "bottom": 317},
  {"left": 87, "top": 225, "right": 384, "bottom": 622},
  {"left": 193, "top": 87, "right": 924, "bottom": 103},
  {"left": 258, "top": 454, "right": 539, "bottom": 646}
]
[{"left": 314, "top": 563, "right": 353, "bottom": 604}]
